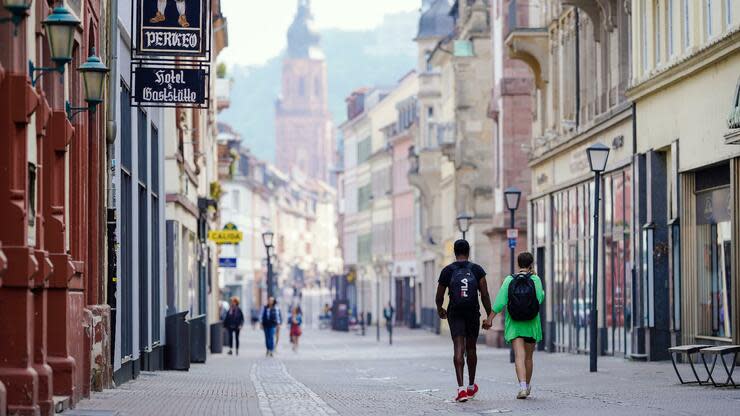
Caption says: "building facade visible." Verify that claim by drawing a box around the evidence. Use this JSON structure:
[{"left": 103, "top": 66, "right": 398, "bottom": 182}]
[
  {"left": 508, "top": 0, "right": 636, "bottom": 356},
  {"left": 409, "top": 0, "right": 497, "bottom": 339},
  {"left": 0, "top": 0, "right": 110, "bottom": 414},
  {"left": 628, "top": 0, "right": 740, "bottom": 352},
  {"left": 275, "top": 0, "right": 334, "bottom": 183},
  {"left": 487, "top": 0, "right": 535, "bottom": 346}
]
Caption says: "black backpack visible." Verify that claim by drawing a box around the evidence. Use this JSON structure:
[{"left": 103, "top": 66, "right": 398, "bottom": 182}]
[
  {"left": 449, "top": 263, "right": 479, "bottom": 309},
  {"left": 507, "top": 273, "right": 539, "bottom": 321}
]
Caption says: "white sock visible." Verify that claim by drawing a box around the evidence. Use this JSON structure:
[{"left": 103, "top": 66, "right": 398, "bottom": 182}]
[
  {"left": 176, "top": 0, "right": 185, "bottom": 16},
  {"left": 458, "top": 386, "right": 465, "bottom": 392},
  {"left": 519, "top": 381, "right": 528, "bottom": 390},
  {"left": 468, "top": 384, "right": 475, "bottom": 390},
  {"left": 157, "top": 0, "right": 166, "bottom": 14}
]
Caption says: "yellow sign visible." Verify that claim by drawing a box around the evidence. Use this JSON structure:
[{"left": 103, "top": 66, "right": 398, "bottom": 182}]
[{"left": 208, "top": 223, "right": 243, "bottom": 244}]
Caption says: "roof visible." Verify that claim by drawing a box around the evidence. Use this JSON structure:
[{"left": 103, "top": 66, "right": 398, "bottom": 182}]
[{"left": 417, "top": 0, "right": 455, "bottom": 40}]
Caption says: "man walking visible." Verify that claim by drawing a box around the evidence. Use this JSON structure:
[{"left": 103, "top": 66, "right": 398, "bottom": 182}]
[{"left": 435, "top": 239, "right": 493, "bottom": 402}]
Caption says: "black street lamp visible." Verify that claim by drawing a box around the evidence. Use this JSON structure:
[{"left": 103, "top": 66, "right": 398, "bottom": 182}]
[
  {"left": 29, "top": 5, "right": 80, "bottom": 86},
  {"left": 385, "top": 261, "right": 393, "bottom": 345},
  {"left": 504, "top": 187, "right": 522, "bottom": 275},
  {"left": 504, "top": 186, "right": 522, "bottom": 363},
  {"left": 374, "top": 261, "right": 383, "bottom": 343},
  {"left": 1, "top": 0, "right": 32, "bottom": 35},
  {"left": 262, "top": 231, "right": 275, "bottom": 298},
  {"left": 66, "top": 49, "right": 109, "bottom": 120},
  {"left": 586, "top": 142, "right": 610, "bottom": 373},
  {"left": 456, "top": 213, "right": 472, "bottom": 241}
]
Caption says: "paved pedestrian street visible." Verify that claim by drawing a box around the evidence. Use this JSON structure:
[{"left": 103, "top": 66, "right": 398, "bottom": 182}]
[{"left": 65, "top": 327, "right": 740, "bottom": 416}]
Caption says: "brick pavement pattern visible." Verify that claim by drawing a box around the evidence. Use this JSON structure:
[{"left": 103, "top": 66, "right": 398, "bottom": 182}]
[{"left": 67, "top": 327, "right": 740, "bottom": 416}]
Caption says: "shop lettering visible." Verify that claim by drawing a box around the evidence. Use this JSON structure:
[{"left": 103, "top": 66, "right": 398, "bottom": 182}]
[
  {"left": 142, "top": 87, "right": 198, "bottom": 103},
  {"left": 144, "top": 31, "right": 199, "bottom": 50},
  {"left": 154, "top": 70, "right": 185, "bottom": 87}
]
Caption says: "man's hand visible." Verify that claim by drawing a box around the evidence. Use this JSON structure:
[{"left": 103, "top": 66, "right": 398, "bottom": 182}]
[
  {"left": 482, "top": 314, "right": 494, "bottom": 330},
  {"left": 437, "top": 307, "right": 447, "bottom": 320}
]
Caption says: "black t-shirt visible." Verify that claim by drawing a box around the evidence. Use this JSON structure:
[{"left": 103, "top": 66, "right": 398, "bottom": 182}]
[{"left": 438, "top": 261, "right": 486, "bottom": 313}]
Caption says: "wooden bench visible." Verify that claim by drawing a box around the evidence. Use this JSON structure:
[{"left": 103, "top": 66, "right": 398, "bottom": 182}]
[
  {"left": 668, "top": 345, "right": 712, "bottom": 385},
  {"left": 699, "top": 345, "right": 740, "bottom": 388}
]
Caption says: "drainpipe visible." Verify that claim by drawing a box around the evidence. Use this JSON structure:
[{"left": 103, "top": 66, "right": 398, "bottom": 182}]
[
  {"left": 106, "top": 0, "right": 119, "bottom": 367},
  {"left": 575, "top": 8, "right": 581, "bottom": 128}
]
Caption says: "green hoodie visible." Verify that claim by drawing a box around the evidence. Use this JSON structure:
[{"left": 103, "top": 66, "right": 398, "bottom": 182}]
[{"left": 492, "top": 274, "right": 545, "bottom": 343}]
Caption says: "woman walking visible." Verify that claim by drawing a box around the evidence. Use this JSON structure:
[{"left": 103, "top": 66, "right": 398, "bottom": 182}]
[
  {"left": 483, "top": 252, "right": 544, "bottom": 400},
  {"left": 223, "top": 297, "right": 245, "bottom": 356},
  {"left": 261, "top": 297, "right": 282, "bottom": 357},
  {"left": 289, "top": 306, "right": 303, "bottom": 352}
]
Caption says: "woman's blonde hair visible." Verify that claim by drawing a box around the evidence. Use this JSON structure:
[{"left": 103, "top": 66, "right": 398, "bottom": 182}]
[{"left": 230, "top": 296, "right": 240, "bottom": 305}]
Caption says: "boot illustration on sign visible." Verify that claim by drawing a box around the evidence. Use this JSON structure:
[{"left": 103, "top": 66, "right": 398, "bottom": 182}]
[{"left": 149, "top": 0, "right": 190, "bottom": 27}]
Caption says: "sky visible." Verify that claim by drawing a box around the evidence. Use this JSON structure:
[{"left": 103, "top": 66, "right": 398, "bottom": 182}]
[{"left": 220, "top": 0, "right": 420, "bottom": 67}]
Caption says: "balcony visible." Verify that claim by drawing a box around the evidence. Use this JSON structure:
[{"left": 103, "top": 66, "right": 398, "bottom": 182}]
[
  {"left": 562, "top": 0, "right": 617, "bottom": 42},
  {"left": 418, "top": 71, "right": 441, "bottom": 100},
  {"left": 407, "top": 145, "right": 443, "bottom": 200},
  {"left": 505, "top": 0, "right": 548, "bottom": 89},
  {"left": 216, "top": 77, "right": 231, "bottom": 112}
]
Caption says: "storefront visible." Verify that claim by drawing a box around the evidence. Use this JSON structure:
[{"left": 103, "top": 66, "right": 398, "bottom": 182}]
[{"left": 529, "top": 109, "right": 634, "bottom": 356}]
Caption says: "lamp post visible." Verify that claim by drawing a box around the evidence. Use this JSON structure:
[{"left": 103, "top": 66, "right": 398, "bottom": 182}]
[
  {"left": 359, "top": 266, "right": 366, "bottom": 336},
  {"left": 456, "top": 213, "right": 472, "bottom": 241},
  {"left": 1, "top": 0, "right": 32, "bottom": 34},
  {"left": 29, "top": 4, "right": 80, "bottom": 86},
  {"left": 66, "top": 49, "right": 109, "bottom": 120},
  {"left": 504, "top": 186, "right": 522, "bottom": 363},
  {"left": 386, "top": 261, "right": 393, "bottom": 345},
  {"left": 374, "top": 262, "right": 383, "bottom": 342},
  {"left": 261, "top": 231, "right": 275, "bottom": 299},
  {"left": 586, "top": 143, "right": 610, "bottom": 373}
]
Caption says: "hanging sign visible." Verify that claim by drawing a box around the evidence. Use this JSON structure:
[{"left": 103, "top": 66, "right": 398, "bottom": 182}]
[
  {"left": 208, "top": 223, "right": 243, "bottom": 245},
  {"left": 130, "top": 62, "right": 210, "bottom": 108},
  {"left": 133, "top": 0, "right": 211, "bottom": 59}
]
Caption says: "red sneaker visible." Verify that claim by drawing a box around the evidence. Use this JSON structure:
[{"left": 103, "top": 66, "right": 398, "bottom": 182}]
[
  {"left": 467, "top": 384, "right": 479, "bottom": 399},
  {"left": 455, "top": 389, "right": 469, "bottom": 403}
]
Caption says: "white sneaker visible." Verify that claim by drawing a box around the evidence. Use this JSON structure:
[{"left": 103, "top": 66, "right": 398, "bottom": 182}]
[
  {"left": 516, "top": 389, "right": 528, "bottom": 399},
  {"left": 526, "top": 385, "right": 532, "bottom": 397}
]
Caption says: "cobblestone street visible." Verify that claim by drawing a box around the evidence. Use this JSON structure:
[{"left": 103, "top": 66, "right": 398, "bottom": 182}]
[{"left": 66, "top": 328, "right": 740, "bottom": 416}]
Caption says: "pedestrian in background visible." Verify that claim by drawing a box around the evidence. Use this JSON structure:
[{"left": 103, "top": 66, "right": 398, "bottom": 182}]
[
  {"left": 289, "top": 306, "right": 303, "bottom": 352},
  {"left": 250, "top": 307, "right": 260, "bottom": 329},
  {"left": 223, "top": 297, "right": 245, "bottom": 356},
  {"left": 436, "top": 239, "right": 493, "bottom": 403},
  {"left": 261, "top": 297, "right": 282, "bottom": 357},
  {"left": 483, "top": 252, "right": 544, "bottom": 400}
]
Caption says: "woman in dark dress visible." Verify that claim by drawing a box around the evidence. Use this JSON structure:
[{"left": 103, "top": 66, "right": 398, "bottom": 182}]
[{"left": 223, "top": 296, "right": 245, "bottom": 355}]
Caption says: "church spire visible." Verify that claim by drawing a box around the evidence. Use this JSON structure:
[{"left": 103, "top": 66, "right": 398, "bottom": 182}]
[{"left": 287, "top": 0, "right": 322, "bottom": 59}]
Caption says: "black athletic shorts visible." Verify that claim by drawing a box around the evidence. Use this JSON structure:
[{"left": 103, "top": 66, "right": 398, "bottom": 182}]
[
  {"left": 448, "top": 309, "right": 481, "bottom": 339},
  {"left": 515, "top": 336, "right": 537, "bottom": 344}
]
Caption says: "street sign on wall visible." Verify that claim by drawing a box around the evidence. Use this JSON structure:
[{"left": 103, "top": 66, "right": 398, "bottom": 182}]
[
  {"left": 133, "top": 0, "right": 211, "bottom": 60},
  {"left": 219, "top": 258, "right": 237, "bottom": 268},
  {"left": 130, "top": 62, "right": 210, "bottom": 108}
]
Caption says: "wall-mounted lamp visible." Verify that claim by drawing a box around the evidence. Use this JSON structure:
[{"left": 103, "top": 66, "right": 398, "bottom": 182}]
[
  {"left": 66, "top": 50, "right": 108, "bottom": 120},
  {"left": 1, "top": 0, "right": 32, "bottom": 35},
  {"left": 29, "top": 5, "right": 80, "bottom": 86}
]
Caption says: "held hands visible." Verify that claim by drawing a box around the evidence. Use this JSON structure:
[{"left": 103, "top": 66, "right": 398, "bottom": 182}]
[
  {"left": 437, "top": 307, "right": 447, "bottom": 320},
  {"left": 481, "top": 314, "right": 495, "bottom": 330}
]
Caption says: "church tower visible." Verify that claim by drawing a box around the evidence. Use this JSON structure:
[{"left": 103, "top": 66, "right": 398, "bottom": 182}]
[{"left": 275, "top": 0, "right": 334, "bottom": 182}]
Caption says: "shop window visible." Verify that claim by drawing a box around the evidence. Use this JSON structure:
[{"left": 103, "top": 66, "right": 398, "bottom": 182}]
[
  {"left": 669, "top": 219, "right": 681, "bottom": 331},
  {"left": 696, "top": 185, "right": 732, "bottom": 338}
]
